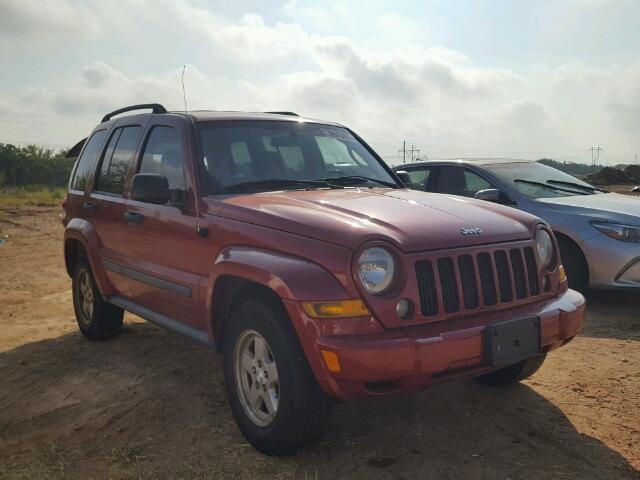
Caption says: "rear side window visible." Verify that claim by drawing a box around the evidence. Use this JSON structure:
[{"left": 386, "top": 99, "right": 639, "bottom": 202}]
[
  {"left": 71, "top": 130, "right": 107, "bottom": 191},
  {"left": 139, "top": 126, "right": 185, "bottom": 190},
  {"left": 95, "top": 126, "right": 141, "bottom": 195}
]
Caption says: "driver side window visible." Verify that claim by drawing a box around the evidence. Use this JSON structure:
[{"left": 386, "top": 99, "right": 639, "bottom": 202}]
[
  {"left": 139, "top": 126, "right": 186, "bottom": 190},
  {"left": 435, "top": 166, "right": 493, "bottom": 197}
]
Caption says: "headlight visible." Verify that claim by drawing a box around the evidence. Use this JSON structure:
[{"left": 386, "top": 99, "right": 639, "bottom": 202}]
[
  {"left": 357, "top": 247, "right": 396, "bottom": 294},
  {"left": 535, "top": 229, "right": 553, "bottom": 268},
  {"left": 591, "top": 222, "right": 640, "bottom": 243}
]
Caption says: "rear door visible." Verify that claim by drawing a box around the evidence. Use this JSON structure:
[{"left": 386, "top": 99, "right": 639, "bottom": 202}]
[
  {"left": 88, "top": 124, "right": 144, "bottom": 296},
  {"left": 120, "top": 119, "right": 207, "bottom": 330}
]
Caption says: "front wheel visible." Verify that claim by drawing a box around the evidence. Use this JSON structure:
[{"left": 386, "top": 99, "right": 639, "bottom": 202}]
[
  {"left": 223, "top": 296, "right": 330, "bottom": 456},
  {"left": 474, "top": 354, "right": 547, "bottom": 387}
]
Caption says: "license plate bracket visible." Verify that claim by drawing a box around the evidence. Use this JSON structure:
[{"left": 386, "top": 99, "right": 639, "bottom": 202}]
[{"left": 485, "top": 316, "right": 541, "bottom": 367}]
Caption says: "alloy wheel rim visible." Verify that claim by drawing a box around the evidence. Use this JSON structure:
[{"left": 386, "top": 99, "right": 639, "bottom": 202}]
[
  {"left": 234, "top": 329, "right": 279, "bottom": 427},
  {"left": 78, "top": 270, "right": 94, "bottom": 323}
]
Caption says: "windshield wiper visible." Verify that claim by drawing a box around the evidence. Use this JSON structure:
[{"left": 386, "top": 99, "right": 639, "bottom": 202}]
[
  {"left": 513, "top": 179, "right": 589, "bottom": 195},
  {"left": 224, "top": 178, "right": 341, "bottom": 193},
  {"left": 546, "top": 180, "right": 607, "bottom": 193},
  {"left": 321, "top": 175, "right": 397, "bottom": 188}
]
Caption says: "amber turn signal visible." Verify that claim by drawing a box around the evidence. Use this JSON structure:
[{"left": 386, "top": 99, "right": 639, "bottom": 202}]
[
  {"left": 321, "top": 350, "right": 341, "bottom": 373},
  {"left": 559, "top": 264, "right": 567, "bottom": 283},
  {"left": 302, "top": 299, "right": 371, "bottom": 318}
]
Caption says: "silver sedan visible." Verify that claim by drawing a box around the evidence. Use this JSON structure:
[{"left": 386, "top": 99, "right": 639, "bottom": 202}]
[{"left": 393, "top": 159, "right": 640, "bottom": 291}]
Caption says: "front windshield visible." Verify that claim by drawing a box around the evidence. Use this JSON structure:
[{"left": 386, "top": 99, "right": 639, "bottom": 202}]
[
  {"left": 197, "top": 121, "right": 398, "bottom": 194},
  {"left": 486, "top": 162, "right": 601, "bottom": 199}
]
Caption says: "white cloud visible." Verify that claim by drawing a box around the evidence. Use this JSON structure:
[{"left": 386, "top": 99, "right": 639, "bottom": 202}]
[{"left": 0, "top": 0, "right": 638, "bottom": 164}]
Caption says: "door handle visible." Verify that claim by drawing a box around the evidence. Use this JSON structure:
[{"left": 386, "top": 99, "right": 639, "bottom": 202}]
[
  {"left": 123, "top": 211, "right": 144, "bottom": 224},
  {"left": 82, "top": 202, "right": 97, "bottom": 212}
]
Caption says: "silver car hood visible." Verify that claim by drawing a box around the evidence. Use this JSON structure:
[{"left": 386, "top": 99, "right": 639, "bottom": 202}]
[{"left": 539, "top": 193, "right": 640, "bottom": 220}]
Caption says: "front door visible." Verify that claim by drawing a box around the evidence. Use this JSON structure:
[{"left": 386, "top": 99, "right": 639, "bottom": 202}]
[{"left": 119, "top": 121, "right": 208, "bottom": 330}]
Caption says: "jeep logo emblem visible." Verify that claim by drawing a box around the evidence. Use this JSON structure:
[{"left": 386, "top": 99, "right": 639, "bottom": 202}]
[{"left": 460, "top": 227, "right": 483, "bottom": 235}]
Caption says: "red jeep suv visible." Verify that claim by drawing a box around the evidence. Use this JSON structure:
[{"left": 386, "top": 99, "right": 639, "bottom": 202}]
[{"left": 62, "top": 104, "right": 585, "bottom": 455}]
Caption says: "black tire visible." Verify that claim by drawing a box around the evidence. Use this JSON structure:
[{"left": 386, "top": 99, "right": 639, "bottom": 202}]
[
  {"left": 72, "top": 259, "right": 123, "bottom": 340},
  {"left": 557, "top": 235, "right": 588, "bottom": 292},
  {"left": 474, "top": 354, "right": 547, "bottom": 387},
  {"left": 223, "top": 295, "right": 330, "bottom": 456}
]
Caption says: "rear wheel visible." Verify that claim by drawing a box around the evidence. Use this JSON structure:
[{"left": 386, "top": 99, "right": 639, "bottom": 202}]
[
  {"left": 72, "top": 260, "right": 123, "bottom": 340},
  {"left": 474, "top": 354, "right": 547, "bottom": 387},
  {"left": 556, "top": 235, "right": 588, "bottom": 291},
  {"left": 223, "top": 296, "right": 330, "bottom": 456}
]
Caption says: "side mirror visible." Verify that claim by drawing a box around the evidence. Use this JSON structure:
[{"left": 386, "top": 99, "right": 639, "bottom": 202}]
[
  {"left": 474, "top": 188, "right": 504, "bottom": 203},
  {"left": 395, "top": 170, "right": 412, "bottom": 187},
  {"left": 131, "top": 174, "right": 171, "bottom": 204}
]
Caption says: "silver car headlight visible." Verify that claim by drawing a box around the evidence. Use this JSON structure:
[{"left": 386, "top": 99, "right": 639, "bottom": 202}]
[
  {"left": 535, "top": 229, "right": 553, "bottom": 268},
  {"left": 591, "top": 221, "right": 640, "bottom": 243},
  {"left": 357, "top": 247, "right": 396, "bottom": 294}
]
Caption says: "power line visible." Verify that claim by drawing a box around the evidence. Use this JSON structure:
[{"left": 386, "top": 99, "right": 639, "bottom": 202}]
[
  {"left": 589, "top": 145, "right": 604, "bottom": 167},
  {"left": 398, "top": 141, "right": 421, "bottom": 164}
]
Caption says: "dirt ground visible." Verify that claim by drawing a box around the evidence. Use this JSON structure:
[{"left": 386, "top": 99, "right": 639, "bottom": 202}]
[{"left": 0, "top": 206, "right": 638, "bottom": 480}]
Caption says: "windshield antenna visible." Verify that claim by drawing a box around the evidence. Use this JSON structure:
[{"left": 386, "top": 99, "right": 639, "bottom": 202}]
[{"left": 181, "top": 64, "right": 189, "bottom": 114}]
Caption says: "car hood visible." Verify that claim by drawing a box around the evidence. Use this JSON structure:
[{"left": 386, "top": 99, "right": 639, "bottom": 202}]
[
  {"left": 212, "top": 188, "right": 539, "bottom": 252},
  {"left": 539, "top": 193, "right": 640, "bottom": 221}
]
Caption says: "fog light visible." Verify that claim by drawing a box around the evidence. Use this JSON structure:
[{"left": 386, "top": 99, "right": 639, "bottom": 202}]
[{"left": 395, "top": 298, "right": 413, "bottom": 319}]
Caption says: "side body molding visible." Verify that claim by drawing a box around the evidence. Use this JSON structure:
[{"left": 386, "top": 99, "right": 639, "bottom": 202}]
[{"left": 63, "top": 218, "right": 114, "bottom": 296}]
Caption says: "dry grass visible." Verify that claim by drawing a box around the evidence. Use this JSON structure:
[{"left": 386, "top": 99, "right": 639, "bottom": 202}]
[{"left": 0, "top": 185, "right": 66, "bottom": 207}]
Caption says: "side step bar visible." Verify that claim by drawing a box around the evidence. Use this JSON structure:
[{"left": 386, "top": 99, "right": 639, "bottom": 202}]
[{"left": 108, "top": 296, "right": 211, "bottom": 347}]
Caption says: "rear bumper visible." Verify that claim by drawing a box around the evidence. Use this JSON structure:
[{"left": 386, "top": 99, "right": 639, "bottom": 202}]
[{"left": 290, "top": 289, "right": 585, "bottom": 400}]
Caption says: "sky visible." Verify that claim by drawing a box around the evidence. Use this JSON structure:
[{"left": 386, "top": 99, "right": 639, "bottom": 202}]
[{"left": 0, "top": 0, "right": 639, "bottom": 165}]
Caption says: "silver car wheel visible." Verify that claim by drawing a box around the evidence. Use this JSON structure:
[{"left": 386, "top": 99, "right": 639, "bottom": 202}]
[
  {"left": 234, "top": 329, "right": 280, "bottom": 427},
  {"left": 78, "top": 269, "right": 94, "bottom": 323}
]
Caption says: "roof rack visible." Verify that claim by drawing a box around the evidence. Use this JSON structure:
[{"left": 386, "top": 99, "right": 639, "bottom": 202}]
[
  {"left": 264, "top": 111, "right": 300, "bottom": 117},
  {"left": 102, "top": 103, "right": 167, "bottom": 123}
]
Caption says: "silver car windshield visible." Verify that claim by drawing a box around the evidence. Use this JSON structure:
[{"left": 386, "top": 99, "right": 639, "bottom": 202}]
[{"left": 486, "top": 162, "right": 601, "bottom": 199}]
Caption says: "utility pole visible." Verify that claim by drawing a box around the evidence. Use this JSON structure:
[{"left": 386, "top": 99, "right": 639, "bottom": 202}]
[
  {"left": 398, "top": 141, "right": 420, "bottom": 164},
  {"left": 589, "top": 145, "right": 603, "bottom": 168},
  {"left": 409, "top": 144, "right": 420, "bottom": 162}
]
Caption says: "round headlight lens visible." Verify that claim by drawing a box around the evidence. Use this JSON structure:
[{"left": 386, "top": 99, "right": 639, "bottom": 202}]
[
  {"left": 357, "top": 247, "right": 396, "bottom": 294},
  {"left": 535, "top": 229, "right": 553, "bottom": 268}
]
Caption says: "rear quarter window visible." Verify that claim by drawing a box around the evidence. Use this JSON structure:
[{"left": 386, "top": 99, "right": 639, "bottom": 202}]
[{"left": 70, "top": 130, "right": 108, "bottom": 191}]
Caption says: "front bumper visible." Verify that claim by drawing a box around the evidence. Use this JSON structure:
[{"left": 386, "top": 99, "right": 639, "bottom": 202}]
[
  {"left": 288, "top": 289, "right": 585, "bottom": 400},
  {"left": 581, "top": 233, "right": 640, "bottom": 289}
]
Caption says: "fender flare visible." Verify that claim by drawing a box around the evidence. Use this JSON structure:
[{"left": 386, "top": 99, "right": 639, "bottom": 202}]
[
  {"left": 63, "top": 218, "right": 114, "bottom": 296},
  {"left": 205, "top": 246, "right": 350, "bottom": 342}
]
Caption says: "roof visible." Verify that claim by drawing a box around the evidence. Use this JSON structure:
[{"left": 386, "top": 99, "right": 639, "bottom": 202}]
[
  {"left": 181, "top": 110, "right": 343, "bottom": 127},
  {"left": 392, "top": 158, "right": 535, "bottom": 168}
]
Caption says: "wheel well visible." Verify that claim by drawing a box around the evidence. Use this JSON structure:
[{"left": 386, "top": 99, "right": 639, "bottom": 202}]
[
  {"left": 553, "top": 231, "right": 589, "bottom": 282},
  {"left": 64, "top": 239, "right": 87, "bottom": 277},
  {"left": 211, "top": 275, "right": 285, "bottom": 352}
]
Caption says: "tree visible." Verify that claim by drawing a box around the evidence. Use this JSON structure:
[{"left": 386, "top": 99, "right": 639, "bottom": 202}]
[{"left": 0, "top": 143, "right": 73, "bottom": 186}]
